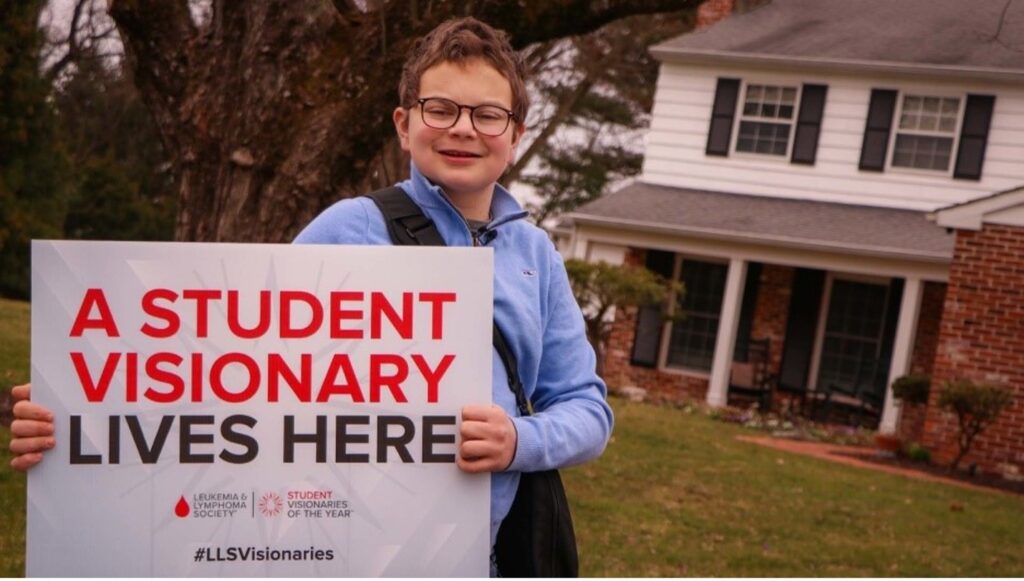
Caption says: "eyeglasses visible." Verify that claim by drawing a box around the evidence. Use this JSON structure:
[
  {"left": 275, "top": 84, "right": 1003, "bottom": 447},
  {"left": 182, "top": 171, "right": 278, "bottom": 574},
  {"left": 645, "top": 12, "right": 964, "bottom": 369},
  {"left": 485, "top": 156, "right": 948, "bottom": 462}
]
[{"left": 415, "top": 97, "right": 516, "bottom": 137}]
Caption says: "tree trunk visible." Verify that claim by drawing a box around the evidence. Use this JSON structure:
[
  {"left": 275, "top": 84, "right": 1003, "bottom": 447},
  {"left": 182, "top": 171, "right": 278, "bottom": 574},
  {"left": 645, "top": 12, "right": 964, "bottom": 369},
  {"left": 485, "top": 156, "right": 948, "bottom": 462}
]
[{"left": 107, "top": 0, "right": 696, "bottom": 242}]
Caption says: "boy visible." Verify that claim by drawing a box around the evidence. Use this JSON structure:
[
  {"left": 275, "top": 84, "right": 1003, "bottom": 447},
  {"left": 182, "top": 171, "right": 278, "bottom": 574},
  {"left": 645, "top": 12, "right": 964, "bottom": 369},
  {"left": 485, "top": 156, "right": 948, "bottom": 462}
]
[{"left": 10, "top": 16, "right": 613, "bottom": 574}]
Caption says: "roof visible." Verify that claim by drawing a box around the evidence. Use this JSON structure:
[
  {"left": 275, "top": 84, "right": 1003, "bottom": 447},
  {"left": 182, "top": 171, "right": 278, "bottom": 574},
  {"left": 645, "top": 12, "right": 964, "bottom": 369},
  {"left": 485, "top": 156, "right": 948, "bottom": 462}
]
[
  {"left": 652, "top": 0, "right": 1024, "bottom": 79},
  {"left": 571, "top": 182, "right": 956, "bottom": 261},
  {"left": 932, "top": 185, "right": 1024, "bottom": 230}
]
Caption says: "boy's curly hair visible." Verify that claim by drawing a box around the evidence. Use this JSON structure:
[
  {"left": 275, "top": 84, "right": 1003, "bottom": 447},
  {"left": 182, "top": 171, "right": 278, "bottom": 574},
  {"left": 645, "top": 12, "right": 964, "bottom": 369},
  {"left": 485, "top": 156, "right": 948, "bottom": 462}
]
[{"left": 398, "top": 17, "right": 529, "bottom": 125}]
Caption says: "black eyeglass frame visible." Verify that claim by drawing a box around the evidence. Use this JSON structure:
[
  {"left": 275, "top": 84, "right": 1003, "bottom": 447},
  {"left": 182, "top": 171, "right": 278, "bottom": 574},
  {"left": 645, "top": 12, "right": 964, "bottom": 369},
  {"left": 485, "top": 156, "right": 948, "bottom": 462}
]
[{"left": 414, "top": 97, "right": 516, "bottom": 137}]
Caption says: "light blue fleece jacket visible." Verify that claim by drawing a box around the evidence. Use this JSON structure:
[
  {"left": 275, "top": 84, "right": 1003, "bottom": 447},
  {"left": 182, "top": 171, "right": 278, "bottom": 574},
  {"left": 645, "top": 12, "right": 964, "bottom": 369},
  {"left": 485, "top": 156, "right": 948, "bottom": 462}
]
[{"left": 294, "top": 163, "right": 614, "bottom": 550}]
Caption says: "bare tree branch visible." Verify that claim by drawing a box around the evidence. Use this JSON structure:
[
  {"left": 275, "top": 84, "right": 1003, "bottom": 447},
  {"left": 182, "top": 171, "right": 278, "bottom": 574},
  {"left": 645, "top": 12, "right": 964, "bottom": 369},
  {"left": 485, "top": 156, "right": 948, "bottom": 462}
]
[
  {"left": 97, "top": 0, "right": 696, "bottom": 242},
  {"left": 476, "top": 0, "right": 700, "bottom": 48},
  {"left": 506, "top": 77, "right": 594, "bottom": 183},
  {"left": 43, "top": 0, "right": 119, "bottom": 83}
]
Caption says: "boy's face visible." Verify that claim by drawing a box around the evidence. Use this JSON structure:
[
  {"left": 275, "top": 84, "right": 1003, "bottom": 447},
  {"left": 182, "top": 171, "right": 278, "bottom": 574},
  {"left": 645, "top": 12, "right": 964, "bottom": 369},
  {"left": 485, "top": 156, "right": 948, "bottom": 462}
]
[{"left": 393, "top": 59, "right": 523, "bottom": 206}]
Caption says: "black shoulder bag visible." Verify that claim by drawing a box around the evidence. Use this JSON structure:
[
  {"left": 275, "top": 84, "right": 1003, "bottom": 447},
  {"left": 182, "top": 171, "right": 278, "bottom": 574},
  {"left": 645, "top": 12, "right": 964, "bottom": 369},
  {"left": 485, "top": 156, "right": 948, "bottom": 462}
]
[{"left": 366, "top": 187, "right": 579, "bottom": 577}]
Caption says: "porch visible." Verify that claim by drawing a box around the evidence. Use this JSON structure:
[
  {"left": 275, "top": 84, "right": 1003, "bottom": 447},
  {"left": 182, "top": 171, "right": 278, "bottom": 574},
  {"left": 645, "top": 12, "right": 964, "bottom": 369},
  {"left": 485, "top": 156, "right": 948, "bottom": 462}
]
[{"left": 569, "top": 182, "right": 955, "bottom": 433}]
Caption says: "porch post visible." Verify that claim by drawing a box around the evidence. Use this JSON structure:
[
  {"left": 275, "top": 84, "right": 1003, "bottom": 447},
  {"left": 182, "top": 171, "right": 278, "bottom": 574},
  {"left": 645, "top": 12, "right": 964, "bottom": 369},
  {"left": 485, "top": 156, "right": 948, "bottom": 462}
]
[
  {"left": 570, "top": 230, "right": 588, "bottom": 260},
  {"left": 706, "top": 258, "right": 747, "bottom": 407},
  {"left": 879, "top": 277, "right": 923, "bottom": 434}
]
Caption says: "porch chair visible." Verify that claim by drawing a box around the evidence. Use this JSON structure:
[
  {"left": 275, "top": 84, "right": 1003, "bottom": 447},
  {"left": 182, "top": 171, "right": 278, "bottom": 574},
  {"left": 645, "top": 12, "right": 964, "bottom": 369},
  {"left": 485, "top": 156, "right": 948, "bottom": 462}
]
[
  {"left": 727, "top": 338, "right": 775, "bottom": 410},
  {"left": 809, "top": 359, "right": 887, "bottom": 427}
]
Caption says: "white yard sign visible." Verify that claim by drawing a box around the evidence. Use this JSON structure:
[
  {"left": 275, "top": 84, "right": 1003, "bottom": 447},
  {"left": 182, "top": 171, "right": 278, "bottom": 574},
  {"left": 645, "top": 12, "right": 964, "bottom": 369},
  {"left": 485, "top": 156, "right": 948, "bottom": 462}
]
[{"left": 28, "top": 241, "right": 492, "bottom": 577}]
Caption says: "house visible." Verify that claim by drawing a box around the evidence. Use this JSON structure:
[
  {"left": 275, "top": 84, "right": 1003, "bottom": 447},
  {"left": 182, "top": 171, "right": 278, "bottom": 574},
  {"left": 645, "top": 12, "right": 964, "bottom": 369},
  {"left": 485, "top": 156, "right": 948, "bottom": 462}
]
[{"left": 567, "top": 0, "right": 1024, "bottom": 477}]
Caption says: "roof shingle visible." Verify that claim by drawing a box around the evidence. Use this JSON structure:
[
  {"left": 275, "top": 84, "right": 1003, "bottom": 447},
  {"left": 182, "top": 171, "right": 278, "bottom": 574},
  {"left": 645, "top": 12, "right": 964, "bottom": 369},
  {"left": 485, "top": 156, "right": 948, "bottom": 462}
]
[
  {"left": 572, "top": 182, "right": 956, "bottom": 260},
  {"left": 654, "top": 0, "right": 1024, "bottom": 73}
]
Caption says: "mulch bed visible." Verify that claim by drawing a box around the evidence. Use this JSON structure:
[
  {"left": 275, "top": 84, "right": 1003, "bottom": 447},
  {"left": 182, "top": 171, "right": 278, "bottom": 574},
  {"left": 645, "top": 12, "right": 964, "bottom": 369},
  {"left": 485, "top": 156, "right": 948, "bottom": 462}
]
[{"left": 836, "top": 450, "right": 1024, "bottom": 496}]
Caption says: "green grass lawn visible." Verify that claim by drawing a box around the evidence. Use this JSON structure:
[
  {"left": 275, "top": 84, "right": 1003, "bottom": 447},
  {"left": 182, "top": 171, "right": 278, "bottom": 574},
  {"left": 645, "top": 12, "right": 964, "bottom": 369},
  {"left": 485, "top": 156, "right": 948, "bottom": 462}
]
[
  {"left": 565, "top": 400, "right": 1024, "bottom": 576},
  {"left": 1, "top": 297, "right": 1023, "bottom": 576},
  {"left": 0, "top": 297, "right": 29, "bottom": 577}
]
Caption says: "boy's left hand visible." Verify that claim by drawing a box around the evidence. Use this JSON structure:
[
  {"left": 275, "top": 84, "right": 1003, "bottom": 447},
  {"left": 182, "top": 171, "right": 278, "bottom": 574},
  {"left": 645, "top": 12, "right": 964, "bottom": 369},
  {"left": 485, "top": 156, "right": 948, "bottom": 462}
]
[{"left": 457, "top": 404, "right": 517, "bottom": 473}]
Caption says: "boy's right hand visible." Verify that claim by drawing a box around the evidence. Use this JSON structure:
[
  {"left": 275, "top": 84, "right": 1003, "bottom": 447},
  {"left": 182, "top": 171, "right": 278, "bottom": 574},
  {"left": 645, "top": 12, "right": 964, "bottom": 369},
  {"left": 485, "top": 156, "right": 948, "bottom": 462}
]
[{"left": 9, "top": 384, "right": 56, "bottom": 472}]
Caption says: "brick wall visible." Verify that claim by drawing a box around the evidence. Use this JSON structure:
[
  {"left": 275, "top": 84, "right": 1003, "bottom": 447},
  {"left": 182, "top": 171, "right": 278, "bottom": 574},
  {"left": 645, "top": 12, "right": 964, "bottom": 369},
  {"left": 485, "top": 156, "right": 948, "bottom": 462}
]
[
  {"left": 923, "top": 225, "right": 1024, "bottom": 477},
  {"left": 750, "top": 264, "right": 794, "bottom": 380},
  {"left": 898, "top": 281, "right": 948, "bottom": 443}
]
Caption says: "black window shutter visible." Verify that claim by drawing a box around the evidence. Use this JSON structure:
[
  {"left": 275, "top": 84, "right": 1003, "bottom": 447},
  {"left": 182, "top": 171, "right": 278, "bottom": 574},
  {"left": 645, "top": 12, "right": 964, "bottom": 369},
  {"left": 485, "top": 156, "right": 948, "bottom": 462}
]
[
  {"left": 706, "top": 78, "right": 741, "bottom": 156},
  {"left": 778, "top": 268, "right": 826, "bottom": 392},
  {"left": 733, "top": 262, "right": 763, "bottom": 362},
  {"left": 631, "top": 250, "right": 675, "bottom": 368},
  {"left": 874, "top": 277, "right": 905, "bottom": 394},
  {"left": 954, "top": 94, "right": 995, "bottom": 180},
  {"left": 791, "top": 84, "right": 828, "bottom": 165},
  {"left": 858, "top": 89, "right": 898, "bottom": 171}
]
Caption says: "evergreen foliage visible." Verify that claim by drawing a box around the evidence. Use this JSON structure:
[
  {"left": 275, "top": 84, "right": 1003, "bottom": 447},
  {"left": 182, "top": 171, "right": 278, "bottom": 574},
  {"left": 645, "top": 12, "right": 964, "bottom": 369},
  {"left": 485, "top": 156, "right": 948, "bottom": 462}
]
[
  {"left": 0, "top": 1, "right": 73, "bottom": 298},
  {"left": 891, "top": 373, "right": 931, "bottom": 405},
  {"left": 54, "top": 55, "right": 175, "bottom": 242},
  {"left": 514, "top": 10, "right": 697, "bottom": 226}
]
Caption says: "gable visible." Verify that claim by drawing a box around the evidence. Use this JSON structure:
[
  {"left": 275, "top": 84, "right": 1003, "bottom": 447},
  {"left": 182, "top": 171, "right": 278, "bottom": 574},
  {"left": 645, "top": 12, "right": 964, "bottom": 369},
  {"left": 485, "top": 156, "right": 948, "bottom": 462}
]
[{"left": 932, "top": 186, "right": 1024, "bottom": 229}]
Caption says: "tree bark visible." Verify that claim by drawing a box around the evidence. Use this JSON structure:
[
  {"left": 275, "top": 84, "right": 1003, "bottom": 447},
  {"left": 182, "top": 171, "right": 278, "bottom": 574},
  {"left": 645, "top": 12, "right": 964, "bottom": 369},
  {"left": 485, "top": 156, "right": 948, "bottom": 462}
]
[{"left": 108, "top": 0, "right": 696, "bottom": 242}]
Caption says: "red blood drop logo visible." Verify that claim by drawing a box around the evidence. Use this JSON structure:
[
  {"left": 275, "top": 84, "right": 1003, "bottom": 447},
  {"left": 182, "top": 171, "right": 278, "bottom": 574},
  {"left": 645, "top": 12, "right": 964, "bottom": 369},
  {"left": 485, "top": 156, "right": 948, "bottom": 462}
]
[{"left": 175, "top": 496, "right": 190, "bottom": 518}]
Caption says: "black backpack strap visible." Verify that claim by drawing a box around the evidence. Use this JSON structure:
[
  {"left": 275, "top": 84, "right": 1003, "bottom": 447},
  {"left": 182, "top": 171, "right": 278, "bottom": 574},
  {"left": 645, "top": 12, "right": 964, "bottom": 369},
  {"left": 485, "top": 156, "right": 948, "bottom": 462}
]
[
  {"left": 493, "top": 323, "right": 531, "bottom": 417},
  {"left": 365, "top": 186, "right": 446, "bottom": 247},
  {"left": 364, "top": 186, "right": 530, "bottom": 416}
]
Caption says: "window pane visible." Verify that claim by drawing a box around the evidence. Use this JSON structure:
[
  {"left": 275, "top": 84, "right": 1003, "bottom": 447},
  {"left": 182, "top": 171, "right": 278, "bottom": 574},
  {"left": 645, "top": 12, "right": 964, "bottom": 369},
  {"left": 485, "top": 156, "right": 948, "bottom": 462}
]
[
  {"left": 736, "top": 121, "right": 790, "bottom": 156},
  {"left": 892, "top": 134, "right": 954, "bottom": 171},
  {"left": 900, "top": 94, "right": 959, "bottom": 136}
]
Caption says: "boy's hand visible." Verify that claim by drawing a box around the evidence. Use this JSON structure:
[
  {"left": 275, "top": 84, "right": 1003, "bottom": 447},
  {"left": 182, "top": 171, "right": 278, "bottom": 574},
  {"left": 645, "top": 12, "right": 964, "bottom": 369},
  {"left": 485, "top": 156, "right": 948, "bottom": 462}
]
[
  {"left": 457, "top": 404, "right": 517, "bottom": 473},
  {"left": 9, "top": 384, "right": 56, "bottom": 472}
]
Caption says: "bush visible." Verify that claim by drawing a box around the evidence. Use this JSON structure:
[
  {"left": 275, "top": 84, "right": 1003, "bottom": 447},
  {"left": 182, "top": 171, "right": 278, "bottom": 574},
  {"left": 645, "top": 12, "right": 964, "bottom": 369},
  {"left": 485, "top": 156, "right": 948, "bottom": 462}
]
[
  {"left": 938, "top": 379, "right": 1014, "bottom": 471},
  {"left": 891, "top": 374, "right": 931, "bottom": 405},
  {"left": 905, "top": 443, "right": 931, "bottom": 464}
]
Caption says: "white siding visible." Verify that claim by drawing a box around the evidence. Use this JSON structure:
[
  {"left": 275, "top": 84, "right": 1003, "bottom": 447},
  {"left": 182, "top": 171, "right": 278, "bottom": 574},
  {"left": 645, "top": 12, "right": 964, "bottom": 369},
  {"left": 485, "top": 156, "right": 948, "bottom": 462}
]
[{"left": 642, "top": 63, "right": 1024, "bottom": 211}]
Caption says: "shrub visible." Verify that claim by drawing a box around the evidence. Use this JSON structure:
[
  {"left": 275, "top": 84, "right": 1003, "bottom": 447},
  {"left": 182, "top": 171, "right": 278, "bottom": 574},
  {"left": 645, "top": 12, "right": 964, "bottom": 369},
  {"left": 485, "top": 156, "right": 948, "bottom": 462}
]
[
  {"left": 564, "top": 258, "right": 677, "bottom": 375},
  {"left": 938, "top": 379, "right": 1014, "bottom": 472},
  {"left": 905, "top": 443, "right": 931, "bottom": 464},
  {"left": 891, "top": 374, "right": 931, "bottom": 405}
]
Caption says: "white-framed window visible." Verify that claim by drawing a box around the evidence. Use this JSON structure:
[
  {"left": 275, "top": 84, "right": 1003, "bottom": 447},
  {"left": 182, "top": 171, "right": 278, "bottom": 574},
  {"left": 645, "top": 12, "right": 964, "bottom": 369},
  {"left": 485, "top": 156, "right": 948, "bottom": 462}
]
[
  {"left": 734, "top": 83, "right": 799, "bottom": 157},
  {"left": 660, "top": 256, "right": 729, "bottom": 373},
  {"left": 890, "top": 94, "right": 963, "bottom": 172}
]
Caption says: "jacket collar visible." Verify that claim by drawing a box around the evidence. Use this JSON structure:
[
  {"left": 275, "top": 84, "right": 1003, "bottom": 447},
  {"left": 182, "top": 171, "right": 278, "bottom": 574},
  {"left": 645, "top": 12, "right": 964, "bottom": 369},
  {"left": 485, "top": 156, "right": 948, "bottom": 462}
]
[{"left": 400, "top": 163, "right": 529, "bottom": 242}]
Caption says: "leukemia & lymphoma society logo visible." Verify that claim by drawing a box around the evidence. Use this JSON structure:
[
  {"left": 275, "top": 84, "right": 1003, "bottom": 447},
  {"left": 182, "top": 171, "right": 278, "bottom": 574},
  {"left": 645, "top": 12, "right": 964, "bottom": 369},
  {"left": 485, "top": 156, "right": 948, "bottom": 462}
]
[
  {"left": 258, "top": 492, "right": 283, "bottom": 517},
  {"left": 174, "top": 492, "right": 249, "bottom": 519},
  {"left": 173, "top": 489, "right": 351, "bottom": 520}
]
